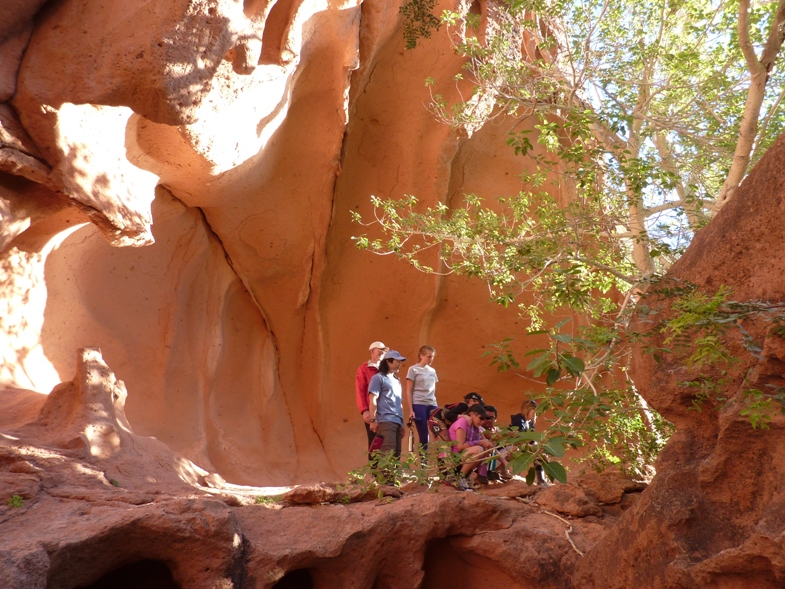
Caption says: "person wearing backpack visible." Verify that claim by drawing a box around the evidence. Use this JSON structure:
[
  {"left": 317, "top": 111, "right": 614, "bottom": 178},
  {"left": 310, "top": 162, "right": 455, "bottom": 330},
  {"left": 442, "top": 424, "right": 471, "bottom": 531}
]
[
  {"left": 428, "top": 393, "right": 483, "bottom": 444},
  {"left": 510, "top": 399, "right": 549, "bottom": 487},
  {"left": 428, "top": 402, "right": 468, "bottom": 442},
  {"left": 405, "top": 345, "right": 439, "bottom": 452},
  {"left": 368, "top": 350, "right": 407, "bottom": 462}
]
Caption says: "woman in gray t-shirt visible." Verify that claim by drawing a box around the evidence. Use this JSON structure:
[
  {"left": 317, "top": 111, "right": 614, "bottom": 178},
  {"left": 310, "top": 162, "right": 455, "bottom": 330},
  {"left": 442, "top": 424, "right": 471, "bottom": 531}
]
[{"left": 405, "top": 345, "right": 439, "bottom": 451}]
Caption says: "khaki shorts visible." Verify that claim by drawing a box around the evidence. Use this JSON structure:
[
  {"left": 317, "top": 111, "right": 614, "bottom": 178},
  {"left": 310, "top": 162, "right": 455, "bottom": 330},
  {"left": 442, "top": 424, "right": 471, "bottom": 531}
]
[{"left": 375, "top": 421, "right": 402, "bottom": 457}]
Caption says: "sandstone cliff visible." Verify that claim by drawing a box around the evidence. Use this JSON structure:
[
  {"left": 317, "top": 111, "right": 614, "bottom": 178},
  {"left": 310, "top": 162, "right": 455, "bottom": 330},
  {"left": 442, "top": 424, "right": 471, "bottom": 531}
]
[
  {"left": 0, "top": 345, "right": 641, "bottom": 588},
  {"left": 0, "top": 0, "right": 563, "bottom": 485},
  {"left": 3, "top": 1, "right": 785, "bottom": 588}
]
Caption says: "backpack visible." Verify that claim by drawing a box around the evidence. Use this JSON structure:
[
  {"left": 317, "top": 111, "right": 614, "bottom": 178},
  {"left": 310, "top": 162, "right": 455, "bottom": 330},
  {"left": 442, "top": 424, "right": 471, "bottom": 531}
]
[
  {"left": 428, "top": 402, "right": 465, "bottom": 442},
  {"left": 510, "top": 413, "right": 534, "bottom": 432}
]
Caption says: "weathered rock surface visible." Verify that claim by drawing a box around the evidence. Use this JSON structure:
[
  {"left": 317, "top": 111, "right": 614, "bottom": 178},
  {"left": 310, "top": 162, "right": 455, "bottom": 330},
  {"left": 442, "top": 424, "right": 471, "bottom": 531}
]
[
  {"left": 0, "top": 344, "right": 638, "bottom": 588},
  {"left": 573, "top": 134, "right": 785, "bottom": 587},
  {"left": 4, "top": 0, "right": 785, "bottom": 586},
  {"left": 0, "top": 0, "right": 563, "bottom": 485},
  {"left": 0, "top": 473, "right": 627, "bottom": 589}
]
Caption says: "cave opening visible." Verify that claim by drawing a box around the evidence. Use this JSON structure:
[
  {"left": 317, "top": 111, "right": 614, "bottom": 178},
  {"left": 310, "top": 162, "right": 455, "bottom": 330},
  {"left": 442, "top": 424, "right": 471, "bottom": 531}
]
[
  {"left": 272, "top": 567, "right": 314, "bottom": 589},
  {"left": 76, "top": 559, "right": 180, "bottom": 589},
  {"left": 421, "top": 538, "right": 520, "bottom": 589}
]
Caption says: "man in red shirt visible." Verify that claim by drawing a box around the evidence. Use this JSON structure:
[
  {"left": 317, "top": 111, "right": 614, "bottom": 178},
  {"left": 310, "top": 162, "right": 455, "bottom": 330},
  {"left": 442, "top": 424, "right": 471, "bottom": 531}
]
[{"left": 357, "top": 341, "right": 387, "bottom": 455}]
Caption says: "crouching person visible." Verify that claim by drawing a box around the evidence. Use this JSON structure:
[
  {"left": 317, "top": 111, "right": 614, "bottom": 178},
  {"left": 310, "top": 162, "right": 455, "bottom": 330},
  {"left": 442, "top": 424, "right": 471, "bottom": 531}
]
[
  {"left": 368, "top": 350, "right": 407, "bottom": 485},
  {"left": 481, "top": 405, "right": 511, "bottom": 482},
  {"left": 449, "top": 404, "right": 493, "bottom": 491}
]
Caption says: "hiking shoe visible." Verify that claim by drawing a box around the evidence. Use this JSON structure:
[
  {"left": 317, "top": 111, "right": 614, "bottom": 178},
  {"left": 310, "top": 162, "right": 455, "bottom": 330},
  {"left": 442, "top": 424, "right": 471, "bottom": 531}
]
[
  {"left": 487, "top": 471, "right": 501, "bottom": 482},
  {"left": 441, "top": 472, "right": 457, "bottom": 487},
  {"left": 477, "top": 475, "right": 489, "bottom": 485},
  {"left": 456, "top": 477, "right": 475, "bottom": 492}
]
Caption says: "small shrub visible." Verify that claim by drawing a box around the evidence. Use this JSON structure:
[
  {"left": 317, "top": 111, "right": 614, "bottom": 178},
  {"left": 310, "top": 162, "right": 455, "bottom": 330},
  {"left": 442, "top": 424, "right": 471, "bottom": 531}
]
[
  {"left": 255, "top": 495, "right": 278, "bottom": 505},
  {"left": 8, "top": 495, "right": 24, "bottom": 508}
]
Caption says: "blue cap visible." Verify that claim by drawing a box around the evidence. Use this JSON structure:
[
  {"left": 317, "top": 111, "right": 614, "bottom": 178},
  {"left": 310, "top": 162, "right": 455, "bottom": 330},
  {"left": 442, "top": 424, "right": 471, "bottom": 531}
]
[{"left": 382, "top": 350, "right": 407, "bottom": 362}]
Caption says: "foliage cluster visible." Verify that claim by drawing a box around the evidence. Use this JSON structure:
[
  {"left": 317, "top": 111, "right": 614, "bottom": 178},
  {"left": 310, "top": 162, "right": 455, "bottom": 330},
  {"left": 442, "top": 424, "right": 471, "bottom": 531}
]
[
  {"left": 348, "top": 0, "right": 785, "bottom": 476},
  {"left": 423, "top": 0, "right": 785, "bottom": 275},
  {"left": 637, "top": 282, "right": 785, "bottom": 429},
  {"left": 349, "top": 429, "right": 572, "bottom": 493}
]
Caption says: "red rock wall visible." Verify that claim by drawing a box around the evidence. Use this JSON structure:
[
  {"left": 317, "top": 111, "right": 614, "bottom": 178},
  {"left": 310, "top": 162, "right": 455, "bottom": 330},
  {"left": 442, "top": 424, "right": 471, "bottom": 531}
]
[
  {"left": 0, "top": 0, "right": 563, "bottom": 484},
  {"left": 573, "top": 135, "right": 785, "bottom": 587}
]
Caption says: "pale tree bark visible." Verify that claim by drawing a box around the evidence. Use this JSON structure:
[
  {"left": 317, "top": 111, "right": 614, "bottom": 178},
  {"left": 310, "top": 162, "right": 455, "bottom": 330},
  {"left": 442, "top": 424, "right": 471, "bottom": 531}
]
[
  {"left": 653, "top": 132, "right": 704, "bottom": 229},
  {"left": 623, "top": 62, "right": 656, "bottom": 278},
  {"left": 715, "top": 0, "right": 785, "bottom": 211}
]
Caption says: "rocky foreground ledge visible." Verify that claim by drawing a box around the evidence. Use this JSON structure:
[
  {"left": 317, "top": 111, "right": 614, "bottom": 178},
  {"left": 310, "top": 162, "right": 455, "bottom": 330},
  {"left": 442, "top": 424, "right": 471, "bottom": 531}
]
[
  {"left": 0, "top": 348, "right": 643, "bottom": 589},
  {"left": 0, "top": 458, "right": 643, "bottom": 589}
]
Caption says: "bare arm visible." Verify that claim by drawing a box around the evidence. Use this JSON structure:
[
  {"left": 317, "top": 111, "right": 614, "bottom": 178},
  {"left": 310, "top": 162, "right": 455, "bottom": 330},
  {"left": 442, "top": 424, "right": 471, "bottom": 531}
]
[
  {"left": 369, "top": 394, "right": 379, "bottom": 433},
  {"left": 405, "top": 376, "right": 415, "bottom": 421}
]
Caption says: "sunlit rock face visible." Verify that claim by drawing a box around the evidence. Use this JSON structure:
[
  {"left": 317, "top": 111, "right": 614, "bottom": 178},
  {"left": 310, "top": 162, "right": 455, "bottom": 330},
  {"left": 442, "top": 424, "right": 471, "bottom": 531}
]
[{"left": 0, "top": 0, "right": 563, "bottom": 485}]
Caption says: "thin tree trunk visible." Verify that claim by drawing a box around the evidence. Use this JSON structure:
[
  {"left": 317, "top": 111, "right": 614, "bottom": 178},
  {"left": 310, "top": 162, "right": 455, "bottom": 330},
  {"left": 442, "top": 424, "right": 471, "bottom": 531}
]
[
  {"left": 715, "top": 0, "right": 785, "bottom": 211},
  {"left": 653, "top": 132, "right": 703, "bottom": 229},
  {"left": 624, "top": 62, "right": 656, "bottom": 278}
]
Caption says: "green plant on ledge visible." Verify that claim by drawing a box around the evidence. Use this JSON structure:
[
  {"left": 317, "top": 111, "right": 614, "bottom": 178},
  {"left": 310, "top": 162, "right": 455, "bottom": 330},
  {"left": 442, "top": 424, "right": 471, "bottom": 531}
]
[
  {"left": 255, "top": 495, "right": 280, "bottom": 505},
  {"left": 348, "top": 431, "right": 572, "bottom": 494}
]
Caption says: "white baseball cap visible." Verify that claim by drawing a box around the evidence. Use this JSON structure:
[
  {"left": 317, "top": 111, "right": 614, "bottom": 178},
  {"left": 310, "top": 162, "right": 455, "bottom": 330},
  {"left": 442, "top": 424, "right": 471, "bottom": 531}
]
[{"left": 369, "top": 341, "right": 387, "bottom": 350}]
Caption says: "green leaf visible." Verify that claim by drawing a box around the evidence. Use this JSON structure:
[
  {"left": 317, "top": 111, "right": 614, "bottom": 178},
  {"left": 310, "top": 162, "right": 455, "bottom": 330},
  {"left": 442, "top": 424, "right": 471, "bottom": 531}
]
[
  {"left": 509, "top": 452, "right": 536, "bottom": 475},
  {"left": 510, "top": 430, "right": 545, "bottom": 442},
  {"left": 542, "top": 460, "right": 567, "bottom": 484},
  {"left": 527, "top": 353, "right": 553, "bottom": 377},
  {"left": 524, "top": 348, "right": 550, "bottom": 356},
  {"left": 525, "top": 466, "right": 536, "bottom": 486},
  {"left": 561, "top": 355, "right": 585, "bottom": 375},
  {"left": 546, "top": 368, "right": 561, "bottom": 386},
  {"left": 543, "top": 440, "right": 566, "bottom": 458},
  {"left": 526, "top": 329, "right": 549, "bottom": 336}
]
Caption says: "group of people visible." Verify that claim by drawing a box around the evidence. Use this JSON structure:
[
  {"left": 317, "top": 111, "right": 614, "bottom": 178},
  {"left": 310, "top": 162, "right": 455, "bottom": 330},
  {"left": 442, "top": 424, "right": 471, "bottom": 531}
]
[
  {"left": 355, "top": 341, "right": 438, "bottom": 459},
  {"left": 354, "top": 341, "right": 543, "bottom": 491}
]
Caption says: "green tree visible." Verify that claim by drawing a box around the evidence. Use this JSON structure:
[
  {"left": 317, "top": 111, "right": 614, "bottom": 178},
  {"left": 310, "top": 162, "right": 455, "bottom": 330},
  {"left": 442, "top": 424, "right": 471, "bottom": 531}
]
[{"left": 351, "top": 0, "right": 785, "bottom": 475}]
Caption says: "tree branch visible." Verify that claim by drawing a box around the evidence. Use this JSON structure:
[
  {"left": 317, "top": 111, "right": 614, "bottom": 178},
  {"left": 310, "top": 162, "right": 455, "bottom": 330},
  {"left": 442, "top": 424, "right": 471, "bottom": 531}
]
[
  {"left": 715, "top": 0, "right": 785, "bottom": 211},
  {"left": 752, "top": 81, "right": 785, "bottom": 162},
  {"left": 760, "top": 0, "right": 785, "bottom": 68},
  {"left": 737, "top": 0, "right": 760, "bottom": 72}
]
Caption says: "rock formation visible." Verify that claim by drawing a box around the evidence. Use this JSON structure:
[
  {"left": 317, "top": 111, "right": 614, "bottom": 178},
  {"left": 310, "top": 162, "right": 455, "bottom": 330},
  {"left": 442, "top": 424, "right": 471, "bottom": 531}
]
[
  {"left": 0, "top": 0, "right": 564, "bottom": 486},
  {"left": 572, "top": 134, "right": 785, "bottom": 587},
  {"left": 4, "top": 0, "right": 785, "bottom": 587},
  {"left": 0, "top": 346, "right": 643, "bottom": 588}
]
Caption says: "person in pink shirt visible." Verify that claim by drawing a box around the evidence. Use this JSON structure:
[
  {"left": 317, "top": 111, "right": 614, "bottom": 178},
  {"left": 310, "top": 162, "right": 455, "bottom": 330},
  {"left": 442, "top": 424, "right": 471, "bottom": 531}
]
[
  {"left": 449, "top": 404, "right": 493, "bottom": 491},
  {"left": 356, "top": 341, "right": 387, "bottom": 456}
]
